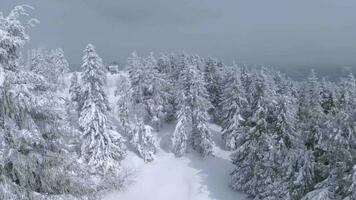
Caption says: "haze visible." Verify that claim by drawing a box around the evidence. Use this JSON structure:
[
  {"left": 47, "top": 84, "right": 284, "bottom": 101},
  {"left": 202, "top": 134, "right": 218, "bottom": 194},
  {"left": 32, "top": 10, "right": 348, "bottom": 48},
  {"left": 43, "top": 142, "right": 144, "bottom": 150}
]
[{"left": 2, "top": 0, "right": 356, "bottom": 67}]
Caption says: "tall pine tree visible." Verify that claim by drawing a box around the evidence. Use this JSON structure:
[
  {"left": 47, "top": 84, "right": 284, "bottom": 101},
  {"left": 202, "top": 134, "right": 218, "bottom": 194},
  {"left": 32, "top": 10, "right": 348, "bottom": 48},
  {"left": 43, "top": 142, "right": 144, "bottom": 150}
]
[{"left": 79, "top": 44, "right": 125, "bottom": 174}]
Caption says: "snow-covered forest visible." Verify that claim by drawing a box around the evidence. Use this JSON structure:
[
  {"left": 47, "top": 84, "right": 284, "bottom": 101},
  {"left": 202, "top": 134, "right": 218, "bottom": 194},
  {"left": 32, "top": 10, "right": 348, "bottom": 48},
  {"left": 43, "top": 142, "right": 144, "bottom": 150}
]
[{"left": 1, "top": 5, "right": 356, "bottom": 200}]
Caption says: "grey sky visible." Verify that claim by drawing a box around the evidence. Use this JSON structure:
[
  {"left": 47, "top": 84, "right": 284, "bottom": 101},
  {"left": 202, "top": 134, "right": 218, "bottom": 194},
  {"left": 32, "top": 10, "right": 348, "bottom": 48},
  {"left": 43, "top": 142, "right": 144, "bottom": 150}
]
[{"left": 2, "top": 0, "right": 356, "bottom": 67}]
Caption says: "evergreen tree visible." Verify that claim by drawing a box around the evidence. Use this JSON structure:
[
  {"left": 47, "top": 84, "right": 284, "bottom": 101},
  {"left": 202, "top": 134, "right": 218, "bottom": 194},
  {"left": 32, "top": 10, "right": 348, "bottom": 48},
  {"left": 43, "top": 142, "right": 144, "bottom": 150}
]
[
  {"left": 204, "top": 57, "right": 224, "bottom": 123},
  {"left": 231, "top": 70, "right": 276, "bottom": 198},
  {"left": 172, "top": 56, "right": 213, "bottom": 157},
  {"left": 67, "top": 72, "right": 81, "bottom": 130},
  {"left": 142, "top": 53, "right": 166, "bottom": 130},
  {"left": 69, "top": 72, "right": 81, "bottom": 104},
  {"left": 320, "top": 78, "right": 337, "bottom": 115},
  {"left": 50, "top": 48, "right": 69, "bottom": 88},
  {"left": 220, "top": 66, "right": 246, "bottom": 150},
  {"left": 128, "top": 51, "right": 145, "bottom": 105},
  {"left": 0, "top": 6, "right": 98, "bottom": 199},
  {"left": 184, "top": 57, "right": 213, "bottom": 157},
  {"left": 79, "top": 44, "right": 125, "bottom": 174},
  {"left": 339, "top": 73, "right": 356, "bottom": 111},
  {"left": 171, "top": 93, "right": 191, "bottom": 157},
  {"left": 156, "top": 53, "right": 176, "bottom": 121},
  {"left": 115, "top": 74, "right": 132, "bottom": 136},
  {"left": 127, "top": 52, "right": 167, "bottom": 130},
  {"left": 290, "top": 70, "right": 327, "bottom": 199},
  {"left": 29, "top": 49, "right": 66, "bottom": 87},
  {"left": 130, "top": 117, "right": 158, "bottom": 162}
]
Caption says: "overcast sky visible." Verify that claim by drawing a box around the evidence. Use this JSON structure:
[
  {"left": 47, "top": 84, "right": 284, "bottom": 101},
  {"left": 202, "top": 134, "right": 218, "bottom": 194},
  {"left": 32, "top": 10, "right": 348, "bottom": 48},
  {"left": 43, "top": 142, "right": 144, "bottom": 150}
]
[{"left": 2, "top": 0, "right": 356, "bottom": 67}]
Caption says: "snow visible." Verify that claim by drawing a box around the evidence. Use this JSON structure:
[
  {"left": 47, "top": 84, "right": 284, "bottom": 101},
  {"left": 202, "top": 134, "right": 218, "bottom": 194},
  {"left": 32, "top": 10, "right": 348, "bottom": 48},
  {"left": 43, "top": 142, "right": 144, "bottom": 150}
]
[{"left": 103, "top": 123, "right": 247, "bottom": 200}]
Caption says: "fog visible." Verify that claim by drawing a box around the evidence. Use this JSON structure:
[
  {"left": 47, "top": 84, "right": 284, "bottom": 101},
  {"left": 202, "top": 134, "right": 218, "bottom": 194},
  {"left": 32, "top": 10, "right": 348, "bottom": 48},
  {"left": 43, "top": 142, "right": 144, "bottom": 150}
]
[{"left": 2, "top": 0, "right": 356, "bottom": 67}]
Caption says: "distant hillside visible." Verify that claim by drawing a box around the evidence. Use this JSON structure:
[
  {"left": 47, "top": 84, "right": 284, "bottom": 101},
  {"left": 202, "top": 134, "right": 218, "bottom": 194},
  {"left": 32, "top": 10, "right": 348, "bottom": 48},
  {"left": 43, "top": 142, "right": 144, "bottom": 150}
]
[
  {"left": 274, "top": 64, "right": 356, "bottom": 81},
  {"left": 70, "top": 60, "right": 356, "bottom": 82}
]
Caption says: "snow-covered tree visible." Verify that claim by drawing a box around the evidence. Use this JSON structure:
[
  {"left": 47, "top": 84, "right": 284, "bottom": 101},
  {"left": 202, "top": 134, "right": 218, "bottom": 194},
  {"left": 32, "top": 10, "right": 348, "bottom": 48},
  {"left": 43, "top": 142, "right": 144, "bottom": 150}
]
[
  {"left": 288, "top": 70, "right": 324, "bottom": 199},
  {"left": 320, "top": 78, "right": 337, "bottom": 115},
  {"left": 130, "top": 117, "right": 158, "bottom": 162},
  {"left": 115, "top": 73, "right": 132, "bottom": 136},
  {"left": 156, "top": 53, "right": 176, "bottom": 121},
  {"left": 29, "top": 49, "right": 47, "bottom": 75},
  {"left": 0, "top": 6, "right": 99, "bottom": 199},
  {"left": 79, "top": 44, "right": 125, "bottom": 174},
  {"left": 66, "top": 72, "right": 81, "bottom": 130},
  {"left": 0, "top": 6, "right": 37, "bottom": 71},
  {"left": 69, "top": 72, "right": 81, "bottom": 103},
  {"left": 171, "top": 93, "right": 191, "bottom": 157},
  {"left": 220, "top": 66, "right": 246, "bottom": 150},
  {"left": 50, "top": 48, "right": 69, "bottom": 88},
  {"left": 28, "top": 48, "right": 69, "bottom": 89},
  {"left": 204, "top": 57, "right": 224, "bottom": 123},
  {"left": 172, "top": 56, "right": 213, "bottom": 157},
  {"left": 230, "top": 69, "right": 280, "bottom": 198},
  {"left": 142, "top": 53, "right": 166, "bottom": 130},
  {"left": 339, "top": 73, "right": 356, "bottom": 111},
  {"left": 128, "top": 51, "right": 144, "bottom": 104},
  {"left": 127, "top": 52, "right": 167, "bottom": 130}
]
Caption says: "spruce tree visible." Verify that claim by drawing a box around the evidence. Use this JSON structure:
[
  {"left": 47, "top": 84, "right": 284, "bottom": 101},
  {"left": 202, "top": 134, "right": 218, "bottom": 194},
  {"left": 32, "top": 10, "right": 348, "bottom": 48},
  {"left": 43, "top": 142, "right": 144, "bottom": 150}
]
[
  {"left": 127, "top": 52, "right": 167, "bottom": 130},
  {"left": 50, "top": 48, "right": 69, "bottom": 88},
  {"left": 79, "top": 44, "right": 125, "bottom": 174},
  {"left": 172, "top": 56, "right": 213, "bottom": 157},
  {"left": 290, "top": 70, "right": 326, "bottom": 199},
  {"left": 115, "top": 74, "right": 132, "bottom": 136},
  {"left": 29, "top": 48, "right": 67, "bottom": 87},
  {"left": 171, "top": 93, "right": 191, "bottom": 157},
  {"left": 230, "top": 70, "right": 276, "bottom": 198},
  {"left": 130, "top": 117, "right": 158, "bottom": 162},
  {"left": 69, "top": 72, "right": 81, "bottom": 104},
  {"left": 220, "top": 66, "right": 245, "bottom": 150},
  {"left": 0, "top": 6, "right": 96, "bottom": 199},
  {"left": 204, "top": 57, "right": 224, "bottom": 124}
]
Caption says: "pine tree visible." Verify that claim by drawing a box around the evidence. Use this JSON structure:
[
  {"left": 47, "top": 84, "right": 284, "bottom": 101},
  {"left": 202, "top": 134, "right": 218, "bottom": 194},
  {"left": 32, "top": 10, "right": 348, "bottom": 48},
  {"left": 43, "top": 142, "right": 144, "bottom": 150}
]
[
  {"left": 128, "top": 51, "right": 145, "bottom": 105},
  {"left": 50, "top": 48, "right": 69, "bottom": 88},
  {"left": 127, "top": 52, "right": 167, "bottom": 130},
  {"left": 220, "top": 66, "right": 246, "bottom": 150},
  {"left": 339, "top": 73, "right": 356, "bottom": 111},
  {"left": 115, "top": 74, "right": 132, "bottom": 136},
  {"left": 130, "top": 117, "right": 158, "bottom": 162},
  {"left": 174, "top": 57, "right": 213, "bottom": 157},
  {"left": 262, "top": 96, "right": 297, "bottom": 199},
  {"left": 0, "top": 6, "right": 97, "bottom": 199},
  {"left": 142, "top": 53, "right": 166, "bottom": 130},
  {"left": 67, "top": 72, "right": 81, "bottom": 130},
  {"left": 290, "top": 70, "right": 327, "bottom": 199},
  {"left": 320, "top": 78, "right": 337, "bottom": 115},
  {"left": 79, "top": 44, "right": 125, "bottom": 174},
  {"left": 115, "top": 72, "right": 159, "bottom": 162},
  {"left": 29, "top": 49, "right": 60, "bottom": 87},
  {"left": 297, "top": 70, "right": 325, "bottom": 151},
  {"left": 29, "top": 49, "right": 47, "bottom": 75},
  {"left": 204, "top": 57, "right": 224, "bottom": 124},
  {"left": 171, "top": 93, "right": 191, "bottom": 157},
  {"left": 231, "top": 70, "right": 277, "bottom": 198},
  {"left": 69, "top": 72, "right": 81, "bottom": 104},
  {"left": 156, "top": 53, "right": 176, "bottom": 121}
]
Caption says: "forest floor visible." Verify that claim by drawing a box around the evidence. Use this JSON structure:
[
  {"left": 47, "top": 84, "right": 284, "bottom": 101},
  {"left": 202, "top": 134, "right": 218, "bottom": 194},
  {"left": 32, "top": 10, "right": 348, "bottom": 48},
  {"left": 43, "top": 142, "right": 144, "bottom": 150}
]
[{"left": 103, "top": 123, "right": 247, "bottom": 200}]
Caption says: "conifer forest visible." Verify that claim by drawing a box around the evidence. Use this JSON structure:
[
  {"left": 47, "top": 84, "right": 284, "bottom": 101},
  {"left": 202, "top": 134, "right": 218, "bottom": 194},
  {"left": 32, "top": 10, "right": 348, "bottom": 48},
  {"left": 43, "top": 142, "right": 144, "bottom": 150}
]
[{"left": 1, "top": 2, "right": 356, "bottom": 200}]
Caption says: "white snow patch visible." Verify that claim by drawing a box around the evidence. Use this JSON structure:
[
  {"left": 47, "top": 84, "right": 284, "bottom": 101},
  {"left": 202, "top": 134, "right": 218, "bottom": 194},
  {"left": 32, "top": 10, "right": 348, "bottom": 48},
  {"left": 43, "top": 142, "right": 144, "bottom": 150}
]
[{"left": 103, "top": 123, "right": 247, "bottom": 200}]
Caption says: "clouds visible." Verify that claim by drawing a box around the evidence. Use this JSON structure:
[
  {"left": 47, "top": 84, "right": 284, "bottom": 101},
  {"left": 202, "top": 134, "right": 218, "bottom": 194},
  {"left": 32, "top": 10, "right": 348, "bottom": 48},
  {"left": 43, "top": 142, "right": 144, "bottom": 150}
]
[
  {"left": 79, "top": 0, "right": 220, "bottom": 26},
  {"left": 1, "top": 0, "right": 356, "bottom": 67}
]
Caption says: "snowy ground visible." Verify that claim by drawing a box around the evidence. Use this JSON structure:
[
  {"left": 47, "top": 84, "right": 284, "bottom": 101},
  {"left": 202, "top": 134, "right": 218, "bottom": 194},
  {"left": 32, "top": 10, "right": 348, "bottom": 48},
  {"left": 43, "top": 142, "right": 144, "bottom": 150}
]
[{"left": 103, "top": 123, "right": 247, "bottom": 200}]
